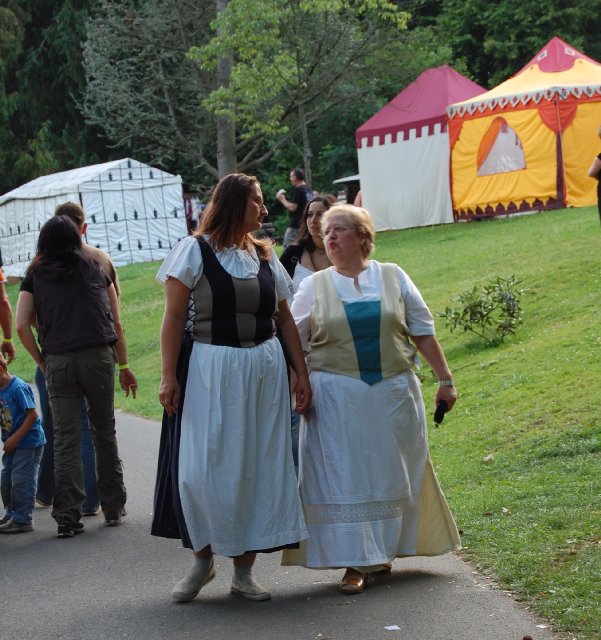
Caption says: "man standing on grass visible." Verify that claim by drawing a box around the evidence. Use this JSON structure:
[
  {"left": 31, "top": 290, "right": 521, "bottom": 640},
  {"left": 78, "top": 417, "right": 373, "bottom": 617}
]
[{"left": 276, "top": 168, "right": 312, "bottom": 248}]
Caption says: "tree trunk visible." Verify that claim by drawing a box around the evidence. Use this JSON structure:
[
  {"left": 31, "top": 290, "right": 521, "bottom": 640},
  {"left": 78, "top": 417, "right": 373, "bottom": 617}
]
[
  {"left": 216, "top": 0, "right": 237, "bottom": 177},
  {"left": 298, "top": 102, "right": 312, "bottom": 187}
]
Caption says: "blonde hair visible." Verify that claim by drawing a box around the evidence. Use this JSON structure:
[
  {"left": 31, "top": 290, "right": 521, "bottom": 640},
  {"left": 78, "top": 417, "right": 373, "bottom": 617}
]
[
  {"left": 322, "top": 203, "right": 376, "bottom": 258},
  {"left": 0, "top": 353, "right": 7, "bottom": 370}
]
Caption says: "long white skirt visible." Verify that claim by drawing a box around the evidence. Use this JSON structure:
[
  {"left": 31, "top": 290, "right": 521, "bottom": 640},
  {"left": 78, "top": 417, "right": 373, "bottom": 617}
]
[
  {"left": 178, "top": 336, "right": 307, "bottom": 555},
  {"left": 285, "top": 369, "right": 460, "bottom": 568}
]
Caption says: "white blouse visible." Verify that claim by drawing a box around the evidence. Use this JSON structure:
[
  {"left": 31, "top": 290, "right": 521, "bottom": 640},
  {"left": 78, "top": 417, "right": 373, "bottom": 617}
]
[
  {"left": 291, "top": 261, "right": 435, "bottom": 351},
  {"left": 157, "top": 235, "right": 293, "bottom": 302}
]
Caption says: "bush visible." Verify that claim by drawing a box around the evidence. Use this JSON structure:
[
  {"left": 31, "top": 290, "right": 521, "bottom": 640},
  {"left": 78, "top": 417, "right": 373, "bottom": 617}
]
[{"left": 439, "top": 275, "right": 524, "bottom": 343}]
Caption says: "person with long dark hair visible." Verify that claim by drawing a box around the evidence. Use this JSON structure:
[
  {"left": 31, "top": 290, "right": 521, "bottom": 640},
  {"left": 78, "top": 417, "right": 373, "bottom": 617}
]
[
  {"left": 152, "top": 173, "right": 310, "bottom": 603},
  {"left": 279, "top": 194, "right": 335, "bottom": 467},
  {"left": 15, "top": 216, "right": 137, "bottom": 538},
  {"left": 280, "top": 194, "right": 336, "bottom": 287}
]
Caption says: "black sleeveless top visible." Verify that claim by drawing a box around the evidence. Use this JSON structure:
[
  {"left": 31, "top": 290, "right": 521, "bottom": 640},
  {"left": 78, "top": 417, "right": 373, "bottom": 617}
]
[{"left": 189, "top": 237, "right": 277, "bottom": 348}]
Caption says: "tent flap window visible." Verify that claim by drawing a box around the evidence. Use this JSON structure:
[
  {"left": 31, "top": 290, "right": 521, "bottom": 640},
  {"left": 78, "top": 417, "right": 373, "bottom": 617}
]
[{"left": 477, "top": 117, "right": 526, "bottom": 176}]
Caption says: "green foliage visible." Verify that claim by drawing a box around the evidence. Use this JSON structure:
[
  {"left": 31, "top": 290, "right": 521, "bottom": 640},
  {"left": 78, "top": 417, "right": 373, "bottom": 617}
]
[
  {"left": 0, "top": 1, "right": 113, "bottom": 194},
  {"left": 192, "top": 0, "right": 410, "bottom": 145},
  {"left": 82, "top": 0, "right": 217, "bottom": 187},
  {"left": 439, "top": 275, "right": 524, "bottom": 343},
  {"left": 436, "top": 0, "right": 601, "bottom": 87},
  {"left": 13, "top": 120, "right": 61, "bottom": 180}
]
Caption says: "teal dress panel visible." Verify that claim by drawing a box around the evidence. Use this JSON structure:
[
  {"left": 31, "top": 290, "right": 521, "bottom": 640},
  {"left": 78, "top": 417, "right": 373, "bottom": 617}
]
[{"left": 343, "top": 300, "right": 382, "bottom": 385}]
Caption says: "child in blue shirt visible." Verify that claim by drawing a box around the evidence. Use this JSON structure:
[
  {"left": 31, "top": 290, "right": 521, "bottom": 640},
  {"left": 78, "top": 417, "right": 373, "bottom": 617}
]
[{"left": 0, "top": 353, "right": 46, "bottom": 533}]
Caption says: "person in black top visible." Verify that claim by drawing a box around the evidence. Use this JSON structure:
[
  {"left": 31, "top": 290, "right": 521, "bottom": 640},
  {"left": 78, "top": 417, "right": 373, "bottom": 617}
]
[
  {"left": 15, "top": 216, "right": 137, "bottom": 538},
  {"left": 276, "top": 167, "right": 312, "bottom": 247},
  {"left": 587, "top": 125, "right": 601, "bottom": 224}
]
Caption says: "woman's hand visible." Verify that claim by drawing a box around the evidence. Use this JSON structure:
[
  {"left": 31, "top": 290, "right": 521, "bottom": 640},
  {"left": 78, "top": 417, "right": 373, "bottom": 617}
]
[
  {"left": 435, "top": 383, "right": 457, "bottom": 412},
  {"left": 276, "top": 299, "right": 312, "bottom": 414},
  {"left": 293, "top": 373, "right": 312, "bottom": 415},
  {"left": 410, "top": 335, "right": 457, "bottom": 412},
  {"left": 119, "top": 368, "right": 138, "bottom": 398},
  {"left": 159, "top": 375, "right": 180, "bottom": 416}
]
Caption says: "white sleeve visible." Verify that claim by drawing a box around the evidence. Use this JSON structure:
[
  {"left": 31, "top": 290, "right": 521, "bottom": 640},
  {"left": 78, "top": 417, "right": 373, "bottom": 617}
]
[
  {"left": 397, "top": 267, "right": 435, "bottom": 336},
  {"left": 269, "top": 249, "right": 294, "bottom": 301},
  {"left": 290, "top": 275, "right": 316, "bottom": 351},
  {"left": 156, "top": 236, "right": 202, "bottom": 289}
]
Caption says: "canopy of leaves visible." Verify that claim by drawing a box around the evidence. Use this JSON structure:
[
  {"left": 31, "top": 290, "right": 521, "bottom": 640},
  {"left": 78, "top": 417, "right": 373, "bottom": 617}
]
[
  {"left": 436, "top": 0, "right": 601, "bottom": 87},
  {"left": 82, "top": 0, "right": 217, "bottom": 185}
]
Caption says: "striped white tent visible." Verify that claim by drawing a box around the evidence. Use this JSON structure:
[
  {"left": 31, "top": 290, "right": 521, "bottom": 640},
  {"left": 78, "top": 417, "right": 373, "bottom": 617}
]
[{"left": 0, "top": 158, "right": 186, "bottom": 277}]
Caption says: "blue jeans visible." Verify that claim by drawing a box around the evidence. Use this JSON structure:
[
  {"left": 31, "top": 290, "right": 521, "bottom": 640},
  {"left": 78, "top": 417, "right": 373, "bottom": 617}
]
[
  {"left": 1, "top": 446, "right": 44, "bottom": 524},
  {"left": 35, "top": 366, "right": 99, "bottom": 512}
]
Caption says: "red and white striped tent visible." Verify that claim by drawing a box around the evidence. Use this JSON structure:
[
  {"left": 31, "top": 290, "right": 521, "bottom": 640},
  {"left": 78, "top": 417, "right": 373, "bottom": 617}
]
[{"left": 356, "top": 66, "right": 485, "bottom": 231}]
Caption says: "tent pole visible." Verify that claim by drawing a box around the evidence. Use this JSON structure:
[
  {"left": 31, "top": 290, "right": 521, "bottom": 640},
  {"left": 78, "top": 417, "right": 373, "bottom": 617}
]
[{"left": 554, "top": 97, "right": 565, "bottom": 207}]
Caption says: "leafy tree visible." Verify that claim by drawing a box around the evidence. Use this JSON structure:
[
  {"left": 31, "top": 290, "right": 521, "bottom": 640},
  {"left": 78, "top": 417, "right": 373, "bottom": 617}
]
[
  {"left": 82, "top": 0, "right": 416, "bottom": 186},
  {"left": 82, "top": 0, "right": 217, "bottom": 187},
  {"left": 194, "top": 0, "right": 411, "bottom": 183},
  {"left": 436, "top": 0, "right": 601, "bottom": 87},
  {"left": 0, "top": 1, "right": 112, "bottom": 194},
  {"left": 259, "top": 24, "right": 461, "bottom": 196},
  {"left": 0, "top": 3, "right": 26, "bottom": 189}
]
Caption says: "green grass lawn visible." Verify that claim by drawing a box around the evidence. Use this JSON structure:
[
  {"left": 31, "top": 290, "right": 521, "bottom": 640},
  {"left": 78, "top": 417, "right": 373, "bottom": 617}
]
[{"left": 6, "top": 207, "right": 600, "bottom": 638}]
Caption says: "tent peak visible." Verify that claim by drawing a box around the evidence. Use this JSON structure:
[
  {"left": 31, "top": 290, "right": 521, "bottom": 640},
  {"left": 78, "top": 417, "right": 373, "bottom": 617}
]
[
  {"left": 515, "top": 36, "right": 599, "bottom": 76},
  {"left": 356, "top": 65, "right": 484, "bottom": 147}
]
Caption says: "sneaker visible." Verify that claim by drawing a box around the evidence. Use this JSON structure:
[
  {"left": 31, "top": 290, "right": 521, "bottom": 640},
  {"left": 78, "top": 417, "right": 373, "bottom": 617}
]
[
  {"left": 82, "top": 506, "right": 101, "bottom": 517},
  {"left": 230, "top": 571, "right": 271, "bottom": 601},
  {"left": 36, "top": 498, "right": 52, "bottom": 508},
  {"left": 0, "top": 519, "right": 33, "bottom": 534},
  {"left": 0, "top": 513, "right": 10, "bottom": 525},
  {"left": 172, "top": 558, "right": 216, "bottom": 602},
  {"left": 57, "top": 520, "right": 85, "bottom": 538},
  {"left": 104, "top": 506, "right": 127, "bottom": 526}
]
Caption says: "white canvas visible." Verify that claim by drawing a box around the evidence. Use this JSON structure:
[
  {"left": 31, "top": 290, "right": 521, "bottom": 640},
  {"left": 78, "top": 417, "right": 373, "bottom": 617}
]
[
  {"left": 357, "top": 124, "right": 454, "bottom": 231},
  {"left": 0, "top": 159, "right": 185, "bottom": 277}
]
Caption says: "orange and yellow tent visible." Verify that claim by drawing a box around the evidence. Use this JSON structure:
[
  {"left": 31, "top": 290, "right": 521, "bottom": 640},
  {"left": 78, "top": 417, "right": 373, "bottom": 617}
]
[{"left": 447, "top": 37, "right": 601, "bottom": 219}]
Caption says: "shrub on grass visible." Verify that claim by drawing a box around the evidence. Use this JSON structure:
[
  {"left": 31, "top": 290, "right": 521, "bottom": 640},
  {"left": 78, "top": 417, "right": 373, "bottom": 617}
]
[{"left": 439, "top": 275, "right": 524, "bottom": 343}]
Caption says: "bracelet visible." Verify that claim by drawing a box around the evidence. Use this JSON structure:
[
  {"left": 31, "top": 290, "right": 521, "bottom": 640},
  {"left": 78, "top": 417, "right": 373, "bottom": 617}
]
[
  {"left": 118, "top": 363, "right": 130, "bottom": 371},
  {"left": 437, "top": 379, "right": 455, "bottom": 387},
  {"left": 2, "top": 337, "right": 13, "bottom": 343}
]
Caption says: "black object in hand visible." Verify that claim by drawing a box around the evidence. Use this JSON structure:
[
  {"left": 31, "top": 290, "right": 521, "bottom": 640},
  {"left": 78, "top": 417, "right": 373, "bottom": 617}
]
[{"left": 434, "top": 400, "right": 448, "bottom": 427}]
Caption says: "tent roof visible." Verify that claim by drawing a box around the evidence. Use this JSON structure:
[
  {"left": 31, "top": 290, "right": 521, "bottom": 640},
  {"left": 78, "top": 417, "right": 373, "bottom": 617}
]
[
  {"left": 356, "top": 65, "right": 485, "bottom": 147},
  {"left": 0, "top": 158, "right": 181, "bottom": 206},
  {"left": 448, "top": 37, "right": 601, "bottom": 118}
]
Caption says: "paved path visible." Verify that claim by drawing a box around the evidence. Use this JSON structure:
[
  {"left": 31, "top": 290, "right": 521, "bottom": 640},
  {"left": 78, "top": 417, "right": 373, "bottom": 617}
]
[{"left": 0, "top": 410, "right": 559, "bottom": 640}]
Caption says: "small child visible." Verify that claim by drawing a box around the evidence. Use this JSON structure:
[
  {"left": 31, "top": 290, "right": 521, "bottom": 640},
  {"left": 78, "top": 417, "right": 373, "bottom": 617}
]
[{"left": 0, "top": 353, "right": 46, "bottom": 533}]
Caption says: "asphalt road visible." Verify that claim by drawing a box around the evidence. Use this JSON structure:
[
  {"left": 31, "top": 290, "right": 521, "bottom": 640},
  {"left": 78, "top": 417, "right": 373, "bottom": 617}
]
[{"left": 0, "top": 410, "right": 559, "bottom": 640}]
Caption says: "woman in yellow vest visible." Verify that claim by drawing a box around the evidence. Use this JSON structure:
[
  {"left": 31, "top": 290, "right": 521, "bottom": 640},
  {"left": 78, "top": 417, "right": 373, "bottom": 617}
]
[{"left": 287, "top": 204, "right": 461, "bottom": 594}]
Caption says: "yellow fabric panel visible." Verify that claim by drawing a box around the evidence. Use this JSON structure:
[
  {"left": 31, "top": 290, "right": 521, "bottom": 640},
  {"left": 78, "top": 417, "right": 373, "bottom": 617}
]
[
  {"left": 281, "top": 455, "right": 461, "bottom": 566},
  {"left": 562, "top": 102, "right": 601, "bottom": 206},
  {"left": 452, "top": 108, "right": 556, "bottom": 212}
]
